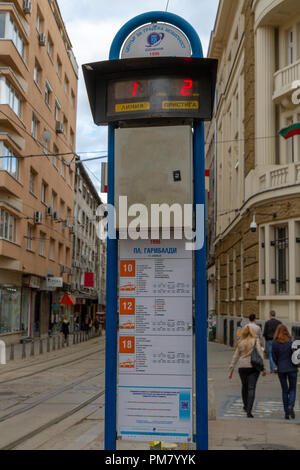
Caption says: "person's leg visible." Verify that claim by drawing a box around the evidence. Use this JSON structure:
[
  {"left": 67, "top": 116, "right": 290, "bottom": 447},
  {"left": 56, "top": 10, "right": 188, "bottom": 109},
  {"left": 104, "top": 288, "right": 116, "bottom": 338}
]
[
  {"left": 238, "top": 369, "right": 248, "bottom": 411},
  {"left": 246, "top": 369, "right": 260, "bottom": 415},
  {"left": 267, "top": 340, "right": 275, "bottom": 372},
  {"left": 287, "top": 372, "right": 298, "bottom": 418},
  {"left": 278, "top": 372, "right": 289, "bottom": 418}
]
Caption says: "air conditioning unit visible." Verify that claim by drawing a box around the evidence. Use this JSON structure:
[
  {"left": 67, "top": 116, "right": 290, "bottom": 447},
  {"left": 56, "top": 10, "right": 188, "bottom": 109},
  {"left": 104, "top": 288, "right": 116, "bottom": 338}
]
[
  {"left": 46, "top": 206, "right": 53, "bottom": 217},
  {"left": 23, "top": 0, "right": 32, "bottom": 14},
  {"left": 34, "top": 211, "right": 43, "bottom": 225},
  {"left": 53, "top": 211, "right": 59, "bottom": 220},
  {"left": 68, "top": 225, "right": 75, "bottom": 234},
  {"left": 56, "top": 121, "right": 64, "bottom": 134},
  {"left": 38, "top": 33, "right": 46, "bottom": 46}
]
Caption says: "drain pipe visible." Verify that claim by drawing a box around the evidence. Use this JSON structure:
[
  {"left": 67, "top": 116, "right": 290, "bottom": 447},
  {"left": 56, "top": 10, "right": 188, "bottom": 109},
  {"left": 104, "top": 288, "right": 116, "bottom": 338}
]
[{"left": 0, "top": 341, "right": 6, "bottom": 365}]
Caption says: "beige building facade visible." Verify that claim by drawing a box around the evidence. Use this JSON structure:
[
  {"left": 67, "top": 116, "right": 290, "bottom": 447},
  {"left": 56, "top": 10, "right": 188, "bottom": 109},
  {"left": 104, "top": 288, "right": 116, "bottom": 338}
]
[
  {"left": 206, "top": 0, "right": 300, "bottom": 344},
  {"left": 0, "top": 0, "right": 78, "bottom": 342},
  {"left": 72, "top": 161, "right": 106, "bottom": 326}
]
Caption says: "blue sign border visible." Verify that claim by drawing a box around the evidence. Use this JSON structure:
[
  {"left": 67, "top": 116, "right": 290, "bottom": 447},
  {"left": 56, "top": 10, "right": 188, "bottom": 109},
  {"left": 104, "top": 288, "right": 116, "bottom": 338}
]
[{"left": 105, "top": 10, "right": 208, "bottom": 451}]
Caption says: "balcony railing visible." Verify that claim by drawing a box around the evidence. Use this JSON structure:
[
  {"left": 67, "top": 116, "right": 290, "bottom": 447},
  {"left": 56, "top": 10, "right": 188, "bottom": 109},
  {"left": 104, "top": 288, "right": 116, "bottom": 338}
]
[
  {"left": 273, "top": 59, "right": 300, "bottom": 102},
  {"left": 246, "top": 163, "right": 300, "bottom": 200}
]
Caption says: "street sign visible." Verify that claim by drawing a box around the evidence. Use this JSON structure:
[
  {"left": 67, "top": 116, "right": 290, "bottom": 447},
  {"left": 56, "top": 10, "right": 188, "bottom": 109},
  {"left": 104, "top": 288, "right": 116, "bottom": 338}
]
[
  {"left": 46, "top": 277, "right": 63, "bottom": 289},
  {"left": 121, "top": 22, "right": 192, "bottom": 59},
  {"left": 118, "top": 239, "right": 193, "bottom": 442}
]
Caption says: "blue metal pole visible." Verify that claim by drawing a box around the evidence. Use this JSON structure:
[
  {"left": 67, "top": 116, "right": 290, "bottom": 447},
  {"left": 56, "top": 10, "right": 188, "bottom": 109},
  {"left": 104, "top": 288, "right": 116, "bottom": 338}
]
[
  {"left": 105, "top": 124, "right": 118, "bottom": 450},
  {"left": 193, "top": 121, "right": 208, "bottom": 450}
]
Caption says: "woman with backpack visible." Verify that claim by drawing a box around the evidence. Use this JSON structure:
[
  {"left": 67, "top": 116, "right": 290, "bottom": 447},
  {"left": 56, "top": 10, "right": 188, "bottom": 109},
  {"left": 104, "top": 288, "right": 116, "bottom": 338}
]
[
  {"left": 228, "top": 325, "right": 266, "bottom": 418},
  {"left": 272, "top": 324, "right": 298, "bottom": 420}
]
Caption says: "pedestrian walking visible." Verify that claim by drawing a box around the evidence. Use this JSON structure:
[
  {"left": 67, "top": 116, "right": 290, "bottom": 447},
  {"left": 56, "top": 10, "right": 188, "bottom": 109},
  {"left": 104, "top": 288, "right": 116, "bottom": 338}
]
[
  {"left": 229, "top": 325, "right": 266, "bottom": 418},
  {"left": 61, "top": 317, "right": 69, "bottom": 343},
  {"left": 263, "top": 310, "right": 281, "bottom": 374},
  {"left": 75, "top": 316, "right": 80, "bottom": 333},
  {"left": 246, "top": 314, "right": 263, "bottom": 346},
  {"left": 272, "top": 324, "right": 298, "bottom": 420}
]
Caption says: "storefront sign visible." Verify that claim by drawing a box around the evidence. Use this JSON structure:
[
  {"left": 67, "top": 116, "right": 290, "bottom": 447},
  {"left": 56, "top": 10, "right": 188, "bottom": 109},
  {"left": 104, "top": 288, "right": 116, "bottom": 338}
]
[
  {"left": 29, "top": 276, "right": 40, "bottom": 289},
  {"left": 121, "top": 23, "right": 191, "bottom": 59},
  {"left": 46, "top": 277, "right": 63, "bottom": 289},
  {"left": 84, "top": 272, "right": 94, "bottom": 288},
  {"left": 117, "top": 239, "right": 193, "bottom": 443}
]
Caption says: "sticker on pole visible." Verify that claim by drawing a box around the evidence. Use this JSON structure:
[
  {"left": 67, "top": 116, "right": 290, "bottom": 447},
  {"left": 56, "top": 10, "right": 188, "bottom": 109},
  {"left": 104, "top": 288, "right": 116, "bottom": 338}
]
[{"left": 121, "top": 23, "right": 192, "bottom": 59}]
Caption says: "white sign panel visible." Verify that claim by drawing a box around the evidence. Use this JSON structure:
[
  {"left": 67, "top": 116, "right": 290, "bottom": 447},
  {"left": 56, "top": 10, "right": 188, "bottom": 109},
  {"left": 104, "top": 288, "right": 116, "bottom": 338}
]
[
  {"left": 121, "top": 23, "right": 192, "bottom": 59},
  {"left": 117, "top": 239, "right": 193, "bottom": 443},
  {"left": 46, "top": 277, "right": 63, "bottom": 289}
]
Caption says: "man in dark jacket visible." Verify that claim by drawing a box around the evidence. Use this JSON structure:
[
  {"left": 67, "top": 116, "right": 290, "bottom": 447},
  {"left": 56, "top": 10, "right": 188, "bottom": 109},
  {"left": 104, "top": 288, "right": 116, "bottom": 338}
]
[{"left": 263, "top": 311, "right": 281, "bottom": 373}]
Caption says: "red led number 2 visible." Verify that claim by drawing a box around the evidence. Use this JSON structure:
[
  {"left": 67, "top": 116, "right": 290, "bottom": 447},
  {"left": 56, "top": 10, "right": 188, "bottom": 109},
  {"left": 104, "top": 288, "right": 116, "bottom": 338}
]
[
  {"left": 181, "top": 79, "right": 193, "bottom": 96},
  {"left": 132, "top": 81, "right": 138, "bottom": 97}
]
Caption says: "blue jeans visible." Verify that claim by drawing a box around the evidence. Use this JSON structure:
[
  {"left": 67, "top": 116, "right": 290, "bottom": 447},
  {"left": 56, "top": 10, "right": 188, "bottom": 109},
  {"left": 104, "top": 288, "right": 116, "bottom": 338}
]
[
  {"left": 267, "top": 340, "right": 275, "bottom": 372},
  {"left": 278, "top": 371, "right": 298, "bottom": 415}
]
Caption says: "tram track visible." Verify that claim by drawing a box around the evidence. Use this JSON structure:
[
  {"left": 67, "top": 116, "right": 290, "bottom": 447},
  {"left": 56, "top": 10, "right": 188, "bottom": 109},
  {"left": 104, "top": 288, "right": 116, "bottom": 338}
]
[
  {"left": 1, "top": 388, "right": 105, "bottom": 450},
  {"left": 0, "top": 345, "right": 105, "bottom": 385}
]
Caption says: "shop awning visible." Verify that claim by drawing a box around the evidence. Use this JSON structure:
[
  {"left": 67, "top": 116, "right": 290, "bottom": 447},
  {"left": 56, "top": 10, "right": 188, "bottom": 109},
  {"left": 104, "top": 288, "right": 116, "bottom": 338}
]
[{"left": 59, "top": 294, "right": 76, "bottom": 306}]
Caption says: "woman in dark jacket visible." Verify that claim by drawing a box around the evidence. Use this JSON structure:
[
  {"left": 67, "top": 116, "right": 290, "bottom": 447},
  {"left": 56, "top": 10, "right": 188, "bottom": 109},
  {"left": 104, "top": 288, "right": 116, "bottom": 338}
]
[{"left": 272, "top": 325, "right": 298, "bottom": 420}]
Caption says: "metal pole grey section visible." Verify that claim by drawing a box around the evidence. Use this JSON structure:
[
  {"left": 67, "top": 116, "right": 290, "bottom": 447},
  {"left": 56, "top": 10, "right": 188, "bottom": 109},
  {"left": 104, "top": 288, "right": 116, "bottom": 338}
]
[{"left": 105, "top": 125, "right": 118, "bottom": 450}]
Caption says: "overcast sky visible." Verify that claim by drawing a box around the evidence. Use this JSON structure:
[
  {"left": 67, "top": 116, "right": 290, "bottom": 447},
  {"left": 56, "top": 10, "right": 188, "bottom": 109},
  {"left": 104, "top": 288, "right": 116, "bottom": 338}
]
[{"left": 57, "top": 0, "right": 219, "bottom": 195}]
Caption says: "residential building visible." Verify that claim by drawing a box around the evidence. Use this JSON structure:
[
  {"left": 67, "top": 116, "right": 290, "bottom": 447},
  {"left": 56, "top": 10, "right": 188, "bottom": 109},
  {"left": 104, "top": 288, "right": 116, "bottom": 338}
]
[
  {"left": 206, "top": 0, "right": 300, "bottom": 344},
  {"left": 72, "top": 160, "right": 106, "bottom": 327},
  {"left": 0, "top": 0, "right": 78, "bottom": 343}
]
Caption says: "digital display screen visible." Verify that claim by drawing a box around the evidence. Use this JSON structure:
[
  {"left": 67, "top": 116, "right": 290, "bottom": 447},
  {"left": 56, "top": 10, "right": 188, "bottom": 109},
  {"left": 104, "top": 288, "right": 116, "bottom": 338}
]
[{"left": 107, "top": 77, "right": 201, "bottom": 119}]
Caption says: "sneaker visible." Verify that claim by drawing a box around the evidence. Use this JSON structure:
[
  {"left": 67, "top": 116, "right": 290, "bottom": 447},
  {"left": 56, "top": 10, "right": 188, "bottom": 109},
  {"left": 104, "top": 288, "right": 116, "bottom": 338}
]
[
  {"left": 247, "top": 413, "right": 254, "bottom": 418},
  {"left": 289, "top": 407, "right": 295, "bottom": 420}
]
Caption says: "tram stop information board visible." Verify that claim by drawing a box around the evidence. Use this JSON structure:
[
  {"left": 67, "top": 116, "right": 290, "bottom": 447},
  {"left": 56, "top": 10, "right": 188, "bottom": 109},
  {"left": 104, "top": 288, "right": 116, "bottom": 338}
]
[
  {"left": 118, "top": 239, "right": 193, "bottom": 442},
  {"left": 83, "top": 11, "right": 217, "bottom": 450}
]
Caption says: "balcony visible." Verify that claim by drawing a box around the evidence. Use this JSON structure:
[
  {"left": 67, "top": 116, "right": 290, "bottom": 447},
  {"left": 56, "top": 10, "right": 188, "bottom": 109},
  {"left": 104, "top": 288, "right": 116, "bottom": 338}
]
[
  {"left": 254, "top": 0, "right": 300, "bottom": 29},
  {"left": 0, "top": 40, "right": 27, "bottom": 79},
  {"left": 245, "top": 162, "right": 300, "bottom": 200},
  {"left": 273, "top": 59, "right": 300, "bottom": 104}
]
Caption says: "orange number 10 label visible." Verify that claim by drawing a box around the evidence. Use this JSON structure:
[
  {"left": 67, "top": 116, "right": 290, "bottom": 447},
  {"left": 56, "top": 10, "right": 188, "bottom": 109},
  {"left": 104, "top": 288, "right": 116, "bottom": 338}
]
[{"left": 120, "top": 260, "right": 136, "bottom": 277}]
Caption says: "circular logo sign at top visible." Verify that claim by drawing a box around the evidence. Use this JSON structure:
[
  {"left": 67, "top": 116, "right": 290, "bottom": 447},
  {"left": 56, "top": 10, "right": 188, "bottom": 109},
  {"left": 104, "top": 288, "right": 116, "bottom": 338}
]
[{"left": 121, "top": 22, "right": 192, "bottom": 59}]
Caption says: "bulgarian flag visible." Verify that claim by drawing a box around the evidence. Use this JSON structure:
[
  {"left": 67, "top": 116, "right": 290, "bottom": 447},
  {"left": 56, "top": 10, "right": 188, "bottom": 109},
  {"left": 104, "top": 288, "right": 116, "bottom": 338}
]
[{"left": 279, "top": 122, "right": 300, "bottom": 140}]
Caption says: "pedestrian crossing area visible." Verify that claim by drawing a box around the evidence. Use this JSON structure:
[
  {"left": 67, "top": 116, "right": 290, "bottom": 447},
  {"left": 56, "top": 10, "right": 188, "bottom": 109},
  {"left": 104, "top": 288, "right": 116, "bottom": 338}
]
[{"left": 221, "top": 395, "right": 300, "bottom": 421}]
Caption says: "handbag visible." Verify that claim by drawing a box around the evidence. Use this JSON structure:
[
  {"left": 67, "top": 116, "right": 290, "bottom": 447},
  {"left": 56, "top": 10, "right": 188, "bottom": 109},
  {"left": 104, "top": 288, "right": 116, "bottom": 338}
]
[
  {"left": 251, "top": 339, "right": 264, "bottom": 372},
  {"left": 291, "top": 340, "right": 300, "bottom": 368}
]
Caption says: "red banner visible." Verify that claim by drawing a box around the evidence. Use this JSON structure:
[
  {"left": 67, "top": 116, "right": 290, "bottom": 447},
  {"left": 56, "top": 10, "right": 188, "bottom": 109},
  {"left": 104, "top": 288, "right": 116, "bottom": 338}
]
[{"left": 84, "top": 272, "right": 94, "bottom": 287}]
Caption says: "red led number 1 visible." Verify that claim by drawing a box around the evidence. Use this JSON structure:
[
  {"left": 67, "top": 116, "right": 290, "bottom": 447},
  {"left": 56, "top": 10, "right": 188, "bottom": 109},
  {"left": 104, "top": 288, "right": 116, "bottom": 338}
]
[
  {"left": 181, "top": 79, "right": 193, "bottom": 96},
  {"left": 132, "top": 81, "right": 138, "bottom": 97}
]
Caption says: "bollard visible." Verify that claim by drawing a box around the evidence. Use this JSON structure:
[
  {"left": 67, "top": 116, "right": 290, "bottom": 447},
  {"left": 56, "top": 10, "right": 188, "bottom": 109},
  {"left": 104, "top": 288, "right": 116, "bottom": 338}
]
[
  {"left": 67, "top": 335, "right": 69, "bottom": 347},
  {"left": 0, "top": 340, "right": 6, "bottom": 365},
  {"left": 39, "top": 339, "right": 43, "bottom": 355},
  {"left": 47, "top": 337, "right": 50, "bottom": 353},
  {"left": 22, "top": 342, "right": 26, "bottom": 359},
  {"left": 73, "top": 334, "right": 76, "bottom": 345},
  {"left": 10, "top": 343, "right": 14, "bottom": 361},
  {"left": 58, "top": 335, "right": 61, "bottom": 350},
  {"left": 52, "top": 336, "right": 56, "bottom": 351},
  {"left": 30, "top": 340, "right": 35, "bottom": 357}
]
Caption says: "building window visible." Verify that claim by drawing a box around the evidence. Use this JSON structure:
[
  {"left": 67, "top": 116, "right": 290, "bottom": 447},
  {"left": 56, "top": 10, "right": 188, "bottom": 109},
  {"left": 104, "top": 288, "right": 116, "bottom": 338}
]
[
  {"left": 49, "top": 238, "right": 55, "bottom": 260},
  {"left": 287, "top": 29, "right": 294, "bottom": 65},
  {"left": 0, "top": 208, "right": 17, "bottom": 243},
  {"left": 3, "top": 79, "right": 22, "bottom": 118},
  {"left": 61, "top": 158, "right": 65, "bottom": 178},
  {"left": 29, "top": 169, "right": 36, "bottom": 194},
  {"left": 287, "top": 118, "right": 294, "bottom": 163},
  {"left": 53, "top": 144, "right": 58, "bottom": 168},
  {"left": 26, "top": 223, "right": 33, "bottom": 251},
  {"left": 54, "top": 98, "right": 61, "bottom": 121},
  {"left": 39, "top": 232, "right": 45, "bottom": 256},
  {"left": 31, "top": 113, "right": 39, "bottom": 139},
  {"left": 71, "top": 90, "right": 75, "bottom": 108},
  {"left": 47, "top": 34, "right": 53, "bottom": 59},
  {"left": 56, "top": 56, "right": 62, "bottom": 79},
  {"left": 0, "top": 13, "right": 25, "bottom": 59},
  {"left": 0, "top": 286, "right": 21, "bottom": 334},
  {"left": 51, "top": 191, "right": 56, "bottom": 211},
  {"left": 41, "top": 181, "right": 47, "bottom": 204},
  {"left": 273, "top": 226, "right": 289, "bottom": 294},
  {"left": 45, "top": 80, "right": 52, "bottom": 107},
  {"left": 64, "top": 75, "right": 69, "bottom": 95},
  {"left": 34, "top": 60, "right": 41, "bottom": 86},
  {"left": 0, "top": 142, "right": 19, "bottom": 180}
]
